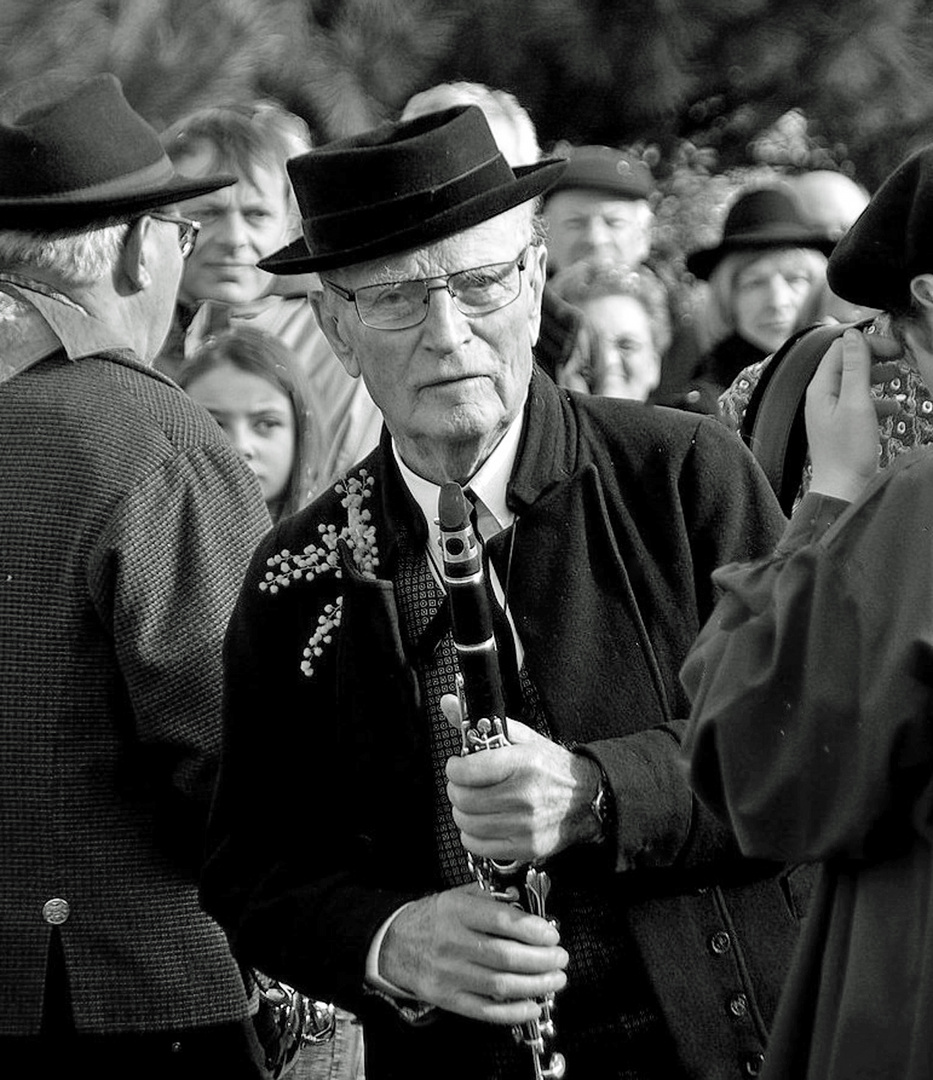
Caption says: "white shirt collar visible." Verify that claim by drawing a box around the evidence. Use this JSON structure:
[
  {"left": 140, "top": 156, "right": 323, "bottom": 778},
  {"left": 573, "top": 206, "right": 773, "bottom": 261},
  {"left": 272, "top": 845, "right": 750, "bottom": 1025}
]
[{"left": 392, "top": 399, "right": 525, "bottom": 567}]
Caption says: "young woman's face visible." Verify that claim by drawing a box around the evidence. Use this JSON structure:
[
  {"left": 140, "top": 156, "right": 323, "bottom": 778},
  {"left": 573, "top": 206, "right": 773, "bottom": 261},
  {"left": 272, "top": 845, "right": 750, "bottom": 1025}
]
[
  {"left": 732, "top": 249, "right": 817, "bottom": 353},
  {"left": 185, "top": 362, "right": 296, "bottom": 507}
]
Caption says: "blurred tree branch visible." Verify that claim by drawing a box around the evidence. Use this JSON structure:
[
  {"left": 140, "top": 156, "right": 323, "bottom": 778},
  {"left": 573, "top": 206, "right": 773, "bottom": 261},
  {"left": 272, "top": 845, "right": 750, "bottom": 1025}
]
[{"left": 2, "top": 0, "right": 933, "bottom": 189}]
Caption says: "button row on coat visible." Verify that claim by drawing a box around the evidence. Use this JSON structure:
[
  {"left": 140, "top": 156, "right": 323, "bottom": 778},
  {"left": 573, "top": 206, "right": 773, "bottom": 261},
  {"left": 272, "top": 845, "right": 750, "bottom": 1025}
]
[{"left": 706, "top": 930, "right": 764, "bottom": 1077}]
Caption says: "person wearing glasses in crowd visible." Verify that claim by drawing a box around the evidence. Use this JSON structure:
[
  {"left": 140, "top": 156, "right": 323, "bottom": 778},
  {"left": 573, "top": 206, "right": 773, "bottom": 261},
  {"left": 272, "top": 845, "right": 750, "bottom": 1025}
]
[
  {"left": 155, "top": 100, "right": 383, "bottom": 490},
  {"left": 201, "top": 106, "right": 809, "bottom": 1080},
  {"left": 0, "top": 74, "right": 272, "bottom": 1078}
]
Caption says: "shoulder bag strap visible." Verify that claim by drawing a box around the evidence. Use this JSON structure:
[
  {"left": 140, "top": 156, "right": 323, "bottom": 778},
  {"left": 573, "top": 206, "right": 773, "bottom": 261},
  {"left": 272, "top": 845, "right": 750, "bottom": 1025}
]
[{"left": 741, "top": 320, "right": 869, "bottom": 514}]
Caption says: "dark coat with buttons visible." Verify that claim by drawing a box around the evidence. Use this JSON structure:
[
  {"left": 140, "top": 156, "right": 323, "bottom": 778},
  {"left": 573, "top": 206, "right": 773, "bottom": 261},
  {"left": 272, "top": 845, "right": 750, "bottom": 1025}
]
[
  {"left": 0, "top": 345, "right": 270, "bottom": 1036},
  {"left": 202, "top": 369, "right": 808, "bottom": 1079}
]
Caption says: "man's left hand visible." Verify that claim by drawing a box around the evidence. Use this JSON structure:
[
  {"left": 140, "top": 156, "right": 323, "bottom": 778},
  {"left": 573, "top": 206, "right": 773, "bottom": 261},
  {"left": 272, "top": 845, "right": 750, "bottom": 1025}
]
[{"left": 441, "top": 695, "right": 602, "bottom": 862}]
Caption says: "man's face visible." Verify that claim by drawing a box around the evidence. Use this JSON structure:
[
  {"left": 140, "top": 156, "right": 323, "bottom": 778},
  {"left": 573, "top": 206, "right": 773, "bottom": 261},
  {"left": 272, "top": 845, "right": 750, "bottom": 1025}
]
[
  {"left": 313, "top": 206, "right": 546, "bottom": 482},
  {"left": 543, "top": 189, "right": 653, "bottom": 272},
  {"left": 172, "top": 144, "right": 293, "bottom": 306}
]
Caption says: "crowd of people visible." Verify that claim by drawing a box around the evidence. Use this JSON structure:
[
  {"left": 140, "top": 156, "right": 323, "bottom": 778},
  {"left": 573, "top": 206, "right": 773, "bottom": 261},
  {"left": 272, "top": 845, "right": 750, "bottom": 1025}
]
[{"left": 2, "top": 63, "right": 931, "bottom": 1080}]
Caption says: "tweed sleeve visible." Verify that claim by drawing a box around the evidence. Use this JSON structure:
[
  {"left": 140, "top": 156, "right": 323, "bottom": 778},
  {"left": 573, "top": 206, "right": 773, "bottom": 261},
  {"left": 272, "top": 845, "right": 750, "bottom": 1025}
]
[{"left": 87, "top": 442, "right": 269, "bottom": 866}]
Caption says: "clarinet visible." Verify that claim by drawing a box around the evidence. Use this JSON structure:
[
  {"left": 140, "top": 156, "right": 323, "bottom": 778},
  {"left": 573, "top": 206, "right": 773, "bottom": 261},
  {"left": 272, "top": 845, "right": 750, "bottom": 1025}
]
[{"left": 437, "top": 481, "right": 566, "bottom": 1080}]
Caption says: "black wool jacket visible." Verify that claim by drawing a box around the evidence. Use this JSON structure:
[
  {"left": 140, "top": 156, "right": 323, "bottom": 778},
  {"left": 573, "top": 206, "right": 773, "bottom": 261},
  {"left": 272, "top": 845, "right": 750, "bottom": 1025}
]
[{"left": 202, "top": 369, "right": 805, "bottom": 1080}]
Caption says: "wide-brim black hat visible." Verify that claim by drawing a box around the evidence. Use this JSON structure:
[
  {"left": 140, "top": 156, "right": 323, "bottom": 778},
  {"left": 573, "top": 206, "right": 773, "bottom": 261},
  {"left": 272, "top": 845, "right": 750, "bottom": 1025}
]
[
  {"left": 0, "top": 73, "right": 235, "bottom": 229},
  {"left": 258, "top": 105, "right": 567, "bottom": 274},
  {"left": 827, "top": 145, "right": 933, "bottom": 312},
  {"left": 686, "top": 186, "right": 837, "bottom": 280}
]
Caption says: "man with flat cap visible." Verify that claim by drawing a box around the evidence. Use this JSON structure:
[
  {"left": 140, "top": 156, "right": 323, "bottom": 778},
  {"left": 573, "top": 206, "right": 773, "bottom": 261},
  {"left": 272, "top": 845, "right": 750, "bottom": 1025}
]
[
  {"left": 0, "top": 73, "right": 271, "bottom": 1077},
  {"left": 542, "top": 144, "right": 657, "bottom": 276},
  {"left": 537, "top": 144, "right": 702, "bottom": 405},
  {"left": 202, "top": 105, "right": 807, "bottom": 1080}
]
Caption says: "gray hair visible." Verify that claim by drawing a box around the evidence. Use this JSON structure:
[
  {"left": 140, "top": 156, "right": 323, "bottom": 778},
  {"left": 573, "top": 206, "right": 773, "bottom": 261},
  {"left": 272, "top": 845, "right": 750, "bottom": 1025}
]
[
  {"left": 0, "top": 221, "right": 130, "bottom": 286},
  {"left": 401, "top": 82, "right": 540, "bottom": 167}
]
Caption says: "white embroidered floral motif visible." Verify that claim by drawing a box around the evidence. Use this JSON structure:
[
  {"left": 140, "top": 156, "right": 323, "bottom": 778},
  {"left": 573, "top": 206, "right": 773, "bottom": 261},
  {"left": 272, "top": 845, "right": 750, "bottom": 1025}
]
[{"left": 259, "top": 470, "right": 379, "bottom": 677}]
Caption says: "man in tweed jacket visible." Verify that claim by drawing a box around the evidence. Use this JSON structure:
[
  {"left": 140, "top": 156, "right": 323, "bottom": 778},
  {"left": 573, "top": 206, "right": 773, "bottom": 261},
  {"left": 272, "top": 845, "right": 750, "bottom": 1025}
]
[
  {"left": 0, "top": 75, "right": 271, "bottom": 1077},
  {"left": 202, "top": 107, "right": 809, "bottom": 1079}
]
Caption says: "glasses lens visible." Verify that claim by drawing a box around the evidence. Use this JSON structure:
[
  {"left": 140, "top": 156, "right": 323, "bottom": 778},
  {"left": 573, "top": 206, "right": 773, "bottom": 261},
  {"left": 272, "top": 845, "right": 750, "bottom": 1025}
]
[
  {"left": 450, "top": 259, "right": 522, "bottom": 316},
  {"left": 351, "top": 251, "right": 526, "bottom": 330},
  {"left": 356, "top": 281, "right": 427, "bottom": 330}
]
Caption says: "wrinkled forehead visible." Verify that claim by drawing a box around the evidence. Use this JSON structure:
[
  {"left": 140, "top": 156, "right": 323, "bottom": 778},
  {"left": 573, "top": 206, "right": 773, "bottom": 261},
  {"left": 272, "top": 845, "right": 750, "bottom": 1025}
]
[{"left": 331, "top": 204, "right": 535, "bottom": 286}]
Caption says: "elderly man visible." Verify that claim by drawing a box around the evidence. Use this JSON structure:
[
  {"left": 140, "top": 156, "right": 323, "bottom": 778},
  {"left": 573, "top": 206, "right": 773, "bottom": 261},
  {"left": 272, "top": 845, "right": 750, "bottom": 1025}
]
[
  {"left": 202, "top": 106, "right": 804, "bottom": 1080},
  {"left": 0, "top": 74, "right": 271, "bottom": 1078},
  {"left": 538, "top": 144, "right": 702, "bottom": 404},
  {"left": 542, "top": 144, "right": 656, "bottom": 275}
]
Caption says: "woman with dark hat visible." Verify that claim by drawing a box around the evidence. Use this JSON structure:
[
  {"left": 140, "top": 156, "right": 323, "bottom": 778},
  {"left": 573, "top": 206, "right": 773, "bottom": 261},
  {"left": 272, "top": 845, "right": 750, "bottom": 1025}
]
[{"left": 679, "top": 184, "right": 836, "bottom": 414}]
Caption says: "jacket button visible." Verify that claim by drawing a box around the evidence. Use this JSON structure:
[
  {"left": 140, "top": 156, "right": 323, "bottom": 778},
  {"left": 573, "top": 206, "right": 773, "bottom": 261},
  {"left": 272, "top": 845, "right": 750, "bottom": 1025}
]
[
  {"left": 709, "top": 930, "right": 731, "bottom": 954},
  {"left": 42, "top": 898, "right": 70, "bottom": 925},
  {"left": 744, "top": 1051, "right": 765, "bottom": 1075},
  {"left": 728, "top": 992, "right": 749, "bottom": 1018}
]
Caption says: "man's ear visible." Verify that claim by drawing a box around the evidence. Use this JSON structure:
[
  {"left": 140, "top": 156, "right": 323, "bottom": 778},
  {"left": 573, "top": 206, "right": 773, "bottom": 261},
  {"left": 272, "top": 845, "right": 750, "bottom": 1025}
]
[
  {"left": 910, "top": 273, "right": 933, "bottom": 309},
  {"left": 119, "top": 217, "right": 153, "bottom": 293},
  {"left": 308, "top": 290, "right": 361, "bottom": 377},
  {"left": 526, "top": 242, "right": 548, "bottom": 348}
]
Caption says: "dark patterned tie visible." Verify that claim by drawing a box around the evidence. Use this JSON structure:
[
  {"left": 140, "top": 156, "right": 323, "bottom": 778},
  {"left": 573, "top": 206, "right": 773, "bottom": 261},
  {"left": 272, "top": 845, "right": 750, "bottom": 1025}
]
[{"left": 392, "top": 535, "right": 475, "bottom": 888}]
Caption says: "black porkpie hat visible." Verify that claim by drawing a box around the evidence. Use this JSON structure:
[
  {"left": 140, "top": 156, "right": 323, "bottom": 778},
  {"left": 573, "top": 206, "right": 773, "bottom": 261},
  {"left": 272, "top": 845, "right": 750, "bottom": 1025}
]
[
  {"left": 686, "top": 186, "right": 837, "bottom": 281},
  {"left": 0, "top": 73, "right": 235, "bottom": 230},
  {"left": 828, "top": 144, "right": 933, "bottom": 312},
  {"left": 258, "top": 105, "right": 567, "bottom": 274}
]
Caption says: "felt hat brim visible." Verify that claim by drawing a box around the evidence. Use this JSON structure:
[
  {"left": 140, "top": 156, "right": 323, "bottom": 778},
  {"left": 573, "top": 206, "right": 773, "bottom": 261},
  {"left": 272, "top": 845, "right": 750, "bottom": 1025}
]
[
  {"left": 0, "top": 73, "right": 235, "bottom": 231},
  {"left": 687, "top": 229, "right": 837, "bottom": 280},
  {"left": 259, "top": 157, "right": 566, "bottom": 274},
  {"left": 0, "top": 173, "right": 237, "bottom": 230}
]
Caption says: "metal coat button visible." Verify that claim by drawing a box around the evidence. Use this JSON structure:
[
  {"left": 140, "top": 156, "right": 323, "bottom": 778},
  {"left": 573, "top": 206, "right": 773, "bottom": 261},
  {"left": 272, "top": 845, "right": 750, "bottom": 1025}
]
[
  {"left": 709, "top": 930, "right": 732, "bottom": 955},
  {"left": 744, "top": 1051, "right": 765, "bottom": 1075},
  {"left": 42, "top": 898, "right": 70, "bottom": 925},
  {"left": 729, "top": 992, "right": 749, "bottom": 1018}
]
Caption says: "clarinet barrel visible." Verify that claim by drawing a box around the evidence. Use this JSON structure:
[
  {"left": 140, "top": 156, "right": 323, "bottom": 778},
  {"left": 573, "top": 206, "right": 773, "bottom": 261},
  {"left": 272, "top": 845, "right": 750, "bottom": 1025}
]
[{"left": 437, "top": 482, "right": 566, "bottom": 1080}]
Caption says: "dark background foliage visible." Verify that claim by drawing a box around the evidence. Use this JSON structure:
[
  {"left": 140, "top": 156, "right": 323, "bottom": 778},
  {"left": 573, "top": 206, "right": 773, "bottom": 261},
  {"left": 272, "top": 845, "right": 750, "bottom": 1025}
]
[{"left": 2, "top": 0, "right": 933, "bottom": 250}]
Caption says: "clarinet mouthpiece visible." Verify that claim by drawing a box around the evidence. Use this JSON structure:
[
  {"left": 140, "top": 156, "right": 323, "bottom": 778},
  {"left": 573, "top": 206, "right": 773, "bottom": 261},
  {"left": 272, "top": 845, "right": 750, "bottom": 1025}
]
[{"left": 438, "top": 481, "right": 469, "bottom": 532}]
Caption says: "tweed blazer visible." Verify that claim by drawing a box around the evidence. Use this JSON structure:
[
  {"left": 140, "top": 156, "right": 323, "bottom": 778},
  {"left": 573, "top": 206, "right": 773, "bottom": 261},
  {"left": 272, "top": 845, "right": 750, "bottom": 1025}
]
[
  {"left": 0, "top": 348, "right": 270, "bottom": 1035},
  {"left": 203, "top": 370, "right": 805, "bottom": 1078}
]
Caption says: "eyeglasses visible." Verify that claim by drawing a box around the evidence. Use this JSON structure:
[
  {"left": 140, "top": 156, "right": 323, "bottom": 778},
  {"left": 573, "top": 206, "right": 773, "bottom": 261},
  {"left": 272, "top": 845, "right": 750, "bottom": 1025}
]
[
  {"left": 148, "top": 212, "right": 201, "bottom": 259},
  {"left": 323, "top": 247, "right": 531, "bottom": 330}
]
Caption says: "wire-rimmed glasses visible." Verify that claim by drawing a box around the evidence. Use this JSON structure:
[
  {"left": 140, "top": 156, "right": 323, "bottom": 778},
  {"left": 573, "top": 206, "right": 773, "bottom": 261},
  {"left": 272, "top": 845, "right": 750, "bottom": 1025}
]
[{"left": 323, "top": 247, "right": 531, "bottom": 330}]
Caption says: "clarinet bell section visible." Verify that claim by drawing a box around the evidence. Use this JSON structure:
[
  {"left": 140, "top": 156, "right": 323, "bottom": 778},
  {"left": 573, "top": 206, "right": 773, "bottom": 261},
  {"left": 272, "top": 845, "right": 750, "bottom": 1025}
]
[{"left": 438, "top": 481, "right": 567, "bottom": 1080}]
